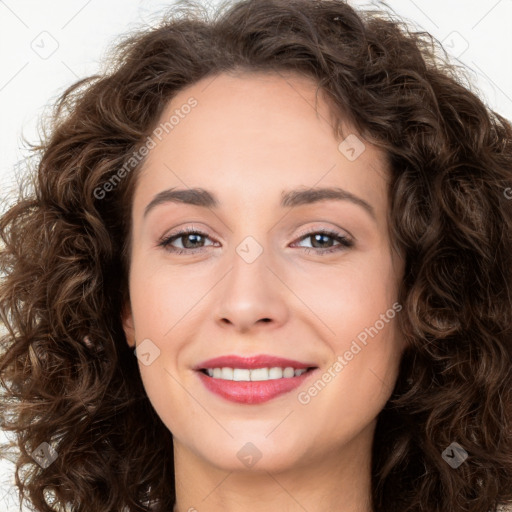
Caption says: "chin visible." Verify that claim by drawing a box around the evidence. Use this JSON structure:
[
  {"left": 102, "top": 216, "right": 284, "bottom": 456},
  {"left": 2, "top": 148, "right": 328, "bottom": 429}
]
[{"left": 186, "top": 435, "right": 310, "bottom": 474}]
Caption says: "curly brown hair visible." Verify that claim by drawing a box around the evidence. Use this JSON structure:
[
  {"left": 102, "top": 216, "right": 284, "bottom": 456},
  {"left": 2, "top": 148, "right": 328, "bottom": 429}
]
[{"left": 1, "top": 0, "right": 511, "bottom": 511}]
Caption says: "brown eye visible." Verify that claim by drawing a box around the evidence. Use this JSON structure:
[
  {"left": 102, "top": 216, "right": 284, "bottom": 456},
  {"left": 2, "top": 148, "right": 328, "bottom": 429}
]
[
  {"left": 158, "top": 229, "right": 217, "bottom": 254},
  {"left": 291, "top": 229, "right": 354, "bottom": 255}
]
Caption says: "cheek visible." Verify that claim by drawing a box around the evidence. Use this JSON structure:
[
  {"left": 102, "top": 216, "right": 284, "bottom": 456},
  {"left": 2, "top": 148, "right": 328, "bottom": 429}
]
[
  {"left": 292, "top": 248, "right": 400, "bottom": 343},
  {"left": 128, "top": 257, "right": 191, "bottom": 335}
]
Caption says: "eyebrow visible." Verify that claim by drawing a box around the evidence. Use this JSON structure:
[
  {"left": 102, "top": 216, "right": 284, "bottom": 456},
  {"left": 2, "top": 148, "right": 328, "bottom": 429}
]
[{"left": 143, "top": 186, "right": 376, "bottom": 220}]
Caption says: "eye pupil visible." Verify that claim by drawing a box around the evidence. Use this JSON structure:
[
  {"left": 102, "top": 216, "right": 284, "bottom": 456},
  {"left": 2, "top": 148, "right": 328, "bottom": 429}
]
[
  {"left": 312, "top": 233, "right": 332, "bottom": 248},
  {"left": 184, "top": 234, "right": 203, "bottom": 248}
]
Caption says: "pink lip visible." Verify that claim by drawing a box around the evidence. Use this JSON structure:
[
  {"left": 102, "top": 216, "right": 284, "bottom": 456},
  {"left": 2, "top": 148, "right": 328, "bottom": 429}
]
[
  {"left": 193, "top": 354, "right": 318, "bottom": 405},
  {"left": 194, "top": 354, "right": 316, "bottom": 370}
]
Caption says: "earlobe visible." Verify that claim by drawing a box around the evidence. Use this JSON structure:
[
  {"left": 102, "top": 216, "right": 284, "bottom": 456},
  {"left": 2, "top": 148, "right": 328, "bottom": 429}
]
[{"left": 121, "top": 302, "right": 136, "bottom": 348}]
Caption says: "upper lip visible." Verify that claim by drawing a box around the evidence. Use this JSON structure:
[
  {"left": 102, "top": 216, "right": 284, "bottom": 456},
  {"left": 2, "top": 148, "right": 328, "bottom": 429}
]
[{"left": 194, "top": 354, "right": 318, "bottom": 370}]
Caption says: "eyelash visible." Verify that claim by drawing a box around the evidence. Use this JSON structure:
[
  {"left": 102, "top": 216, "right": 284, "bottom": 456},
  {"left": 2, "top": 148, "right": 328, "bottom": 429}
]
[{"left": 157, "top": 227, "right": 354, "bottom": 256}]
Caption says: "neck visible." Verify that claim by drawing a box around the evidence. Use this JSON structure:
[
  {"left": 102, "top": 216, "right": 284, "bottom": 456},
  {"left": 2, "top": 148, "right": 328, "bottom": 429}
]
[{"left": 172, "top": 422, "right": 375, "bottom": 512}]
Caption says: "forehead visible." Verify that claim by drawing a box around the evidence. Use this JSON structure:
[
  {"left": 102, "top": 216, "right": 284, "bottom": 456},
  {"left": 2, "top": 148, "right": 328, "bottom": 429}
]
[{"left": 133, "top": 71, "right": 389, "bottom": 221}]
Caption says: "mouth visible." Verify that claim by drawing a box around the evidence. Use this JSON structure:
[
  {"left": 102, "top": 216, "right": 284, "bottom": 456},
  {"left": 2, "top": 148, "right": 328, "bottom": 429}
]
[{"left": 193, "top": 354, "right": 319, "bottom": 404}]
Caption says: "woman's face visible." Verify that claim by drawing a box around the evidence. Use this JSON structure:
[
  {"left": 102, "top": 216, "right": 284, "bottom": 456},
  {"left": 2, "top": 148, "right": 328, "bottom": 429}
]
[{"left": 122, "top": 71, "right": 406, "bottom": 473}]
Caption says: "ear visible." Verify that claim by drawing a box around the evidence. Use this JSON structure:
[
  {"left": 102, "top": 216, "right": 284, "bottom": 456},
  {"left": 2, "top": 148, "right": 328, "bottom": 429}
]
[{"left": 121, "top": 301, "right": 136, "bottom": 349}]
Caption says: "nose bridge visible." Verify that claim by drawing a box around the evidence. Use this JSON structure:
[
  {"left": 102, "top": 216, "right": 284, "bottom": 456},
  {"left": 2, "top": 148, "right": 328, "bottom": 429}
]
[
  {"left": 227, "top": 203, "right": 284, "bottom": 285},
  {"left": 228, "top": 228, "right": 273, "bottom": 300},
  {"left": 226, "top": 194, "right": 275, "bottom": 268}
]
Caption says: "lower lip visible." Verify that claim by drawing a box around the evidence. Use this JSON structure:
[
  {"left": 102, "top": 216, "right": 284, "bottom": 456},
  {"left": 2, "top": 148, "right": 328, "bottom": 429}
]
[{"left": 196, "top": 369, "right": 317, "bottom": 404}]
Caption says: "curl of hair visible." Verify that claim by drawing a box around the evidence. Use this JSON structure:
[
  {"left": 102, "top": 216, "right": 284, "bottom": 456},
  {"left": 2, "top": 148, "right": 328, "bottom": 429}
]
[{"left": 1, "top": 1, "right": 511, "bottom": 511}]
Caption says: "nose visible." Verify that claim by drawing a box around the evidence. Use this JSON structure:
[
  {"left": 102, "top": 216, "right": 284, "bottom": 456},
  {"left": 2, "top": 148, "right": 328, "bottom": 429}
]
[{"left": 213, "top": 247, "right": 290, "bottom": 334}]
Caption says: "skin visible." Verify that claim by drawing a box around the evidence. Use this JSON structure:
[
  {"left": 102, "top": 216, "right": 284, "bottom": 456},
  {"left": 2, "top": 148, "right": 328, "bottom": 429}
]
[{"left": 122, "top": 70, "right": 406, "bottom": 512}]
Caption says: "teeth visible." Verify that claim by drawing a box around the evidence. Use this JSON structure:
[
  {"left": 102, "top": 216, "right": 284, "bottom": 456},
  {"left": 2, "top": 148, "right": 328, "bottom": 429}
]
[
  {"left": 233, "top": 368, "right": 250, "bottom": 381},
  {"left": 269, "top": 367, "right": 283, "bottom": 379},
  {"left": 221, "top": 367, "right": 233, "bottom": 380},
  {"left": 283, "top": 367, "right": 295, "bottom": 378},
  {"left": 204, "top": 366, "right": 309, "bottom": 381},
  {"left": 250, "top": 368, "right": 269, "bottom": 381}
]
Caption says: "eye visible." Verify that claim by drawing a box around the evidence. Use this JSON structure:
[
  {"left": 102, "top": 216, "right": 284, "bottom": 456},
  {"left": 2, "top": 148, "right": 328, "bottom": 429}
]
[
  {"left": 157, "top": 228, "right": 217, "bottom": 255},
  {"left": 157, "top": 227, "right": 354, "bottom": 255},
  {"left": 291, "top": 228, "right": 354, "bottom": 255}
]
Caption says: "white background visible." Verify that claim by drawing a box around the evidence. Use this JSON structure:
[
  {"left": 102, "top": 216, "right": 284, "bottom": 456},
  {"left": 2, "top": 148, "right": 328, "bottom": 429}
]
[{"left": 0, "top": 0, "right": 511, "bottom": 510}]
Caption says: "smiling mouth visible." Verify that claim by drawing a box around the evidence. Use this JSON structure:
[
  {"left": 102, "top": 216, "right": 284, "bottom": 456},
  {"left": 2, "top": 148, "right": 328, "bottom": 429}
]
[
  {"left": 199, "top": 366, "right": 317, "bottom": 381},
  {"left": 196, "top": 365, "right": 319, "bottom": 404},
  {"left": 194, "top": 354, "right": 319, "bottom": 404}
]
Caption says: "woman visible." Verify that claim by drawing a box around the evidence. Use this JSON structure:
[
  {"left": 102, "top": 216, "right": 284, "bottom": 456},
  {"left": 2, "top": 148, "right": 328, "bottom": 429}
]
[{"left": 0, "top": 0, "right": 511, "bottom": 511}]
